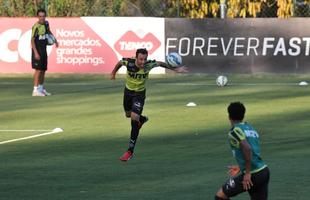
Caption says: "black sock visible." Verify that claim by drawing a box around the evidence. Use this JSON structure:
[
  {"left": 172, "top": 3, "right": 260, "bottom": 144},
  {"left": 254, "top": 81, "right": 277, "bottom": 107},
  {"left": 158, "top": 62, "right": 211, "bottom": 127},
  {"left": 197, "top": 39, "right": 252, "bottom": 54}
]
[
  {"left": 128, "top": 120, "right": 140, "bottom": 152},
  {"left": 215, "top": 196, "right": 229, "bottom": 200},
  {"left": 139, "top": 115, "right": 147, "bottom": 124}
]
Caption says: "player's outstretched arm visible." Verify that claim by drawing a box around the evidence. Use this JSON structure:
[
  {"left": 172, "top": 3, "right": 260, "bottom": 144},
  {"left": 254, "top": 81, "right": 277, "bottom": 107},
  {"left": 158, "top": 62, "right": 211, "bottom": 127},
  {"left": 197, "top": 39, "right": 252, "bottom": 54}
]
[
  {"left": 156, "top": 61, "right": 188, "bottom": 73},
  {"left": 110, "top": 61, "right": 123, "bottom": 80}
]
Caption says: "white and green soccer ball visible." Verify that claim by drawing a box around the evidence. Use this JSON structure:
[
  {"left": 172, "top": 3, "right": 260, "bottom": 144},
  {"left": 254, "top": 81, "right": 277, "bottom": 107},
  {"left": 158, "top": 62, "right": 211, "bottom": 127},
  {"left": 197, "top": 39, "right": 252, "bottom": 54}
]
[
  {"left": 216, "top": 75, "right": 228, "bottom": 87},
  {"left": 166, "top": 52, "right": 182, "bottom": 67},
  {"left": 46, "top": 34, "right": 56, "bottom": 45}
]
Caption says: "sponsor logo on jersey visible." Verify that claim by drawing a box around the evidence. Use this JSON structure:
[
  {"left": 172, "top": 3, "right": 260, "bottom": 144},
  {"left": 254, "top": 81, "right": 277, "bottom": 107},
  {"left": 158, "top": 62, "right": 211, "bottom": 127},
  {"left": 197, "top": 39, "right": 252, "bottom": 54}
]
[
  {"left": 244, "top": 130, "right": 259, "bottom": 138},
  {"left": 128, "top": 72, "right": 148, "bottom": 79}
]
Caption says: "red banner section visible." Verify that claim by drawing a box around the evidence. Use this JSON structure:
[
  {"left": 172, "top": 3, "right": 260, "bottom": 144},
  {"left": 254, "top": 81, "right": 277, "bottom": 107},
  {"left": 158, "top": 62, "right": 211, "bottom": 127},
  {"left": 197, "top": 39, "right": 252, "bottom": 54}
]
[
  {"left": 51, "top": 18, "right": 118, "bottom": 73},
  {"left": 0, "top": 17, "right": 165, "bottom": 74},
  {"left": 114, "top": 31, "right": 161, "bottom": 58}
]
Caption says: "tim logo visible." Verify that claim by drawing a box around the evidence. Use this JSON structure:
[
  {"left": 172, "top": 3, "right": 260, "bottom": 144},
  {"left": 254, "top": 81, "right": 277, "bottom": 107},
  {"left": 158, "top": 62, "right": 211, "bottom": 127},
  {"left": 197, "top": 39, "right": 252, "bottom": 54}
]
[{"left": 114, "top": 31, "right": 161, "bottom": 57}]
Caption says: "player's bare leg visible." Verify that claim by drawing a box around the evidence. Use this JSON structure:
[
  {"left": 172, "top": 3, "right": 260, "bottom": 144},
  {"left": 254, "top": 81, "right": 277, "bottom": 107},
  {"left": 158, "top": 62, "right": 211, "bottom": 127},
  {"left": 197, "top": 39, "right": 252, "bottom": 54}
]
[
  {"left": 39, "top": 70, "right": 51, "bottom": 95},
  {"left": 34, "top": 70, "right": 40, "bottom": 87},
  {"left": 32, "top": 70, "right": 45, "bottom": 96}
]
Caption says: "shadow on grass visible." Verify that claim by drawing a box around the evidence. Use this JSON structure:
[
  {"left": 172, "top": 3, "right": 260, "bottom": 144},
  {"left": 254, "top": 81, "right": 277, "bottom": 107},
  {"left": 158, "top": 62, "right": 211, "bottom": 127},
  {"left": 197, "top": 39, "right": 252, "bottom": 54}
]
[{"left": 0, "top": 74, "right": 310, "bottom": 199}]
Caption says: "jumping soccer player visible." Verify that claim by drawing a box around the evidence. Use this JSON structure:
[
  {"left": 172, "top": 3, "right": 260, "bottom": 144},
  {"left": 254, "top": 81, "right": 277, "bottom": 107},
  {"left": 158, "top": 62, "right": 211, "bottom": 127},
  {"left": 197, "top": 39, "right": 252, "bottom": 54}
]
[
  {"left": 215, "top": 102, "right": 270, "bottom": 200},
  {"left": 111, "top": 48, "right": 187, "bottom": 161},
  {"left": 31, "top": 9, "right": 58, "bottom": 96}
]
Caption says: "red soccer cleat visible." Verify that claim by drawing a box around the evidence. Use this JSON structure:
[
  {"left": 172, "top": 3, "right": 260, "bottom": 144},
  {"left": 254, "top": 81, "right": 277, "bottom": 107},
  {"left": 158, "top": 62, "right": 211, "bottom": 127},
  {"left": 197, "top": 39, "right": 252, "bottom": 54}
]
[{"left": 119, "top": 151, "right": 133, "bottom": 162}]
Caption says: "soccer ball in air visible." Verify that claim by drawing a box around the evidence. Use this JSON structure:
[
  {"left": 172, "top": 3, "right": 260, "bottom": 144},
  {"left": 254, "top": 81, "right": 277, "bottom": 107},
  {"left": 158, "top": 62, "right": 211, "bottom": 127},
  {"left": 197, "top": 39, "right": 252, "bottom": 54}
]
[
  {"left": 166, "top": 52, "right": 182, "bottom": 67},
  {"left": 216, "top": 75, "right": 228, "bottom": 87}
]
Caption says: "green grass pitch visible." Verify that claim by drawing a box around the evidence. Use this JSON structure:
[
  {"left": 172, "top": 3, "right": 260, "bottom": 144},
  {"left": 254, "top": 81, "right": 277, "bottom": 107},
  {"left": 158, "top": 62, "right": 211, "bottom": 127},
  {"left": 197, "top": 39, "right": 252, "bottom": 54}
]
[{"left": 0, "top": 74, "right": 310, "bottom": 199}]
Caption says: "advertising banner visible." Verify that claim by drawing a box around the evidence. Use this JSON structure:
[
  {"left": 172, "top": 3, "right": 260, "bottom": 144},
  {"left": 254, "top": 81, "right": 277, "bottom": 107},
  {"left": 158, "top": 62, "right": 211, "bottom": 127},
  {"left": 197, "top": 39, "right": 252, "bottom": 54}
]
[
  {"left": 1, "top": 17, "right": 309, "bottom": 74},
  {"left": 165, "top": 18, "right": 310, "bottom": 73},
  {"left": 0, "top": 17, "right": 165, "bottom": 74}
]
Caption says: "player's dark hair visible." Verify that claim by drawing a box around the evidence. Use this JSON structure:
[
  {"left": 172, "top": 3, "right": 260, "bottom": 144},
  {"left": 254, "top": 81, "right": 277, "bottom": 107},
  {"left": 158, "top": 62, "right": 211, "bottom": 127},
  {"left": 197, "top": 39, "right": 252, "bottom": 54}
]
[
  {"left": 136, "top": 48, "right": 148, "bottom": 58},
  {"left": 37, "top": 9, "right": 46, "bottom": 16},
  {"left": 228, "top": 102, "right": 246, "bottom": 121}
]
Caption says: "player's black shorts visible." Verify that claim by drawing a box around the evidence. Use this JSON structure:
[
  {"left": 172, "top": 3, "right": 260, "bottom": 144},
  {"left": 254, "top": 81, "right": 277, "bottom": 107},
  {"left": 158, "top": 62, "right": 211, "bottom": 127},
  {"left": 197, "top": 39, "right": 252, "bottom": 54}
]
[
  {"left": 31, "top": 49, "right": 47, "bottom": 71},
  {"left": 222, "top": 167, "right": 270, "bottom": 200},
  {"left": 123, "top": 87, "right": 146, "bottom": 115}
]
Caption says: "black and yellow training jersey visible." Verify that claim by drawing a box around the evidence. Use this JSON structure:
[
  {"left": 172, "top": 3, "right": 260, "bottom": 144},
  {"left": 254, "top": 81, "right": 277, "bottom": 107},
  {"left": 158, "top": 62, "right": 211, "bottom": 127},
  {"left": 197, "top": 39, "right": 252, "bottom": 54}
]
[{"left": 122, "top": 58, "right": 158, "bottom": 92}]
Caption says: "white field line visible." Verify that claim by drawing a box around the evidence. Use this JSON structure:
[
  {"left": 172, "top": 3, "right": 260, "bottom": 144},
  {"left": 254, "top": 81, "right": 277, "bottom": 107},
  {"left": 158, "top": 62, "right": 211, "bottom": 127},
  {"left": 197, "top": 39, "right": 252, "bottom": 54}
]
[
  {"left": 0, "top": 129, "right": 63, "bottom": 145},
  {"left": 0, "top": 129, "right": 52, "bottom": 132},
  {"left": 0, "top": 82, "right": 99, "bottom": 86}
]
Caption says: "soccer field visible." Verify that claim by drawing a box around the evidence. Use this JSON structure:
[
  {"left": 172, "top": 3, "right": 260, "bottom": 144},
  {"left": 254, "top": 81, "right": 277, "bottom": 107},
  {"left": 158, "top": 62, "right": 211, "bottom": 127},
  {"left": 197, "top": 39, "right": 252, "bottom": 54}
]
[{"left": 0, "top": 74, "right": 310, "bottom": 200}]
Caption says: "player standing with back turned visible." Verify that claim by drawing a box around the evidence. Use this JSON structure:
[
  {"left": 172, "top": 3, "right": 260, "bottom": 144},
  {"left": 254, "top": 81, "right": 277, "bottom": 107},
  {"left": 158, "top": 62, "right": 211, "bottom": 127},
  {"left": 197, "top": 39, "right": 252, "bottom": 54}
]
[{"left": 215, "top": 102, "right": 270, "bottom": 200}]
